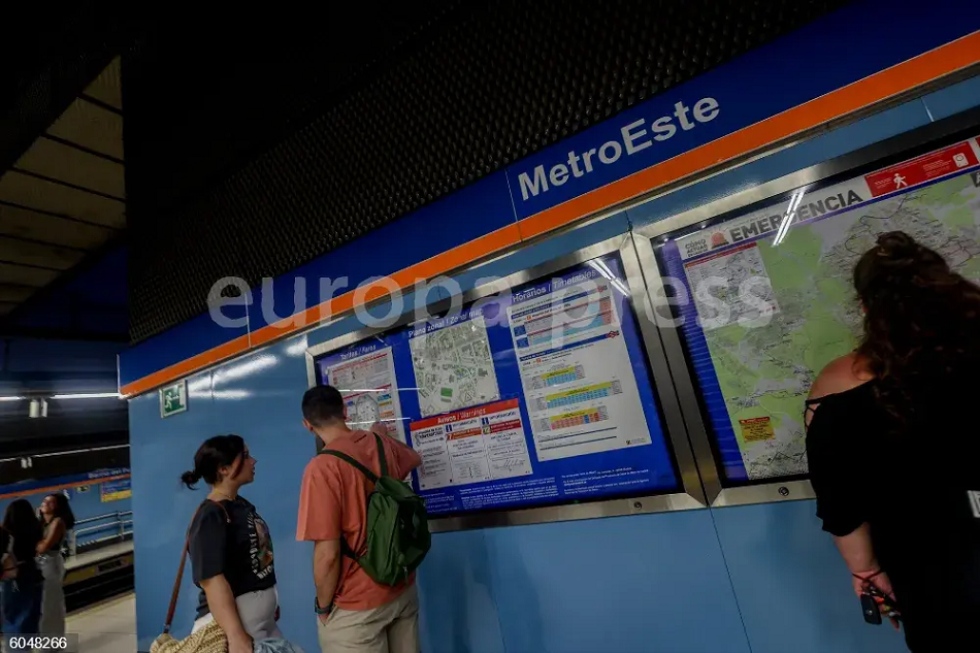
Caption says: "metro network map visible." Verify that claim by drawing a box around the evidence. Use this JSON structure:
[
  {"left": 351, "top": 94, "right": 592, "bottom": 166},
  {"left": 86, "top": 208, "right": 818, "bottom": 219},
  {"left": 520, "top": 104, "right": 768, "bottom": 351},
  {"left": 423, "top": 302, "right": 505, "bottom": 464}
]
[
  {"left": 409, "top": 314, "right": 501, "bottom": 417},
  {"left": 675, "top": 141, "right": 980, "bottom": 480}
]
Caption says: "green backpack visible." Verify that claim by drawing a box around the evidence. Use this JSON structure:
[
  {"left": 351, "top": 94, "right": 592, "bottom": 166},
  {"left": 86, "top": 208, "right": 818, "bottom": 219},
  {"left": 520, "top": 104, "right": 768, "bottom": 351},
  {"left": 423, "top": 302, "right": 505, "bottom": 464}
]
[{"left": 320, "top": 434, "right": 431, "bottom": 586}]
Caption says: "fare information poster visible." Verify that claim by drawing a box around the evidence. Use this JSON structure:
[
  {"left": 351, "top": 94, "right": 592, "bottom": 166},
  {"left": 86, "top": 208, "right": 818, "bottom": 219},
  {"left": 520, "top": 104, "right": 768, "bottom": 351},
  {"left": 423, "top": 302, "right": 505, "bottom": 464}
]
[
  {"left": 411, "top": 399, "right": 533, "bottom": 490},
  {"left": 320, "top": 344, "right": 407, "bottom": 444},
  {"left": 314, "top": 254, "right": 680, "bottom": 516}
]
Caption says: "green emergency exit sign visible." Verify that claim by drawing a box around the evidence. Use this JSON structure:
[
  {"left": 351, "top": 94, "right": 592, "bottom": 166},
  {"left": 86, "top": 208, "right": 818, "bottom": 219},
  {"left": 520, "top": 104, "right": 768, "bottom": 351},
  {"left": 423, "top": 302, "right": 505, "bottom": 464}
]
[{"left": 160, "top": 380, "right": 188, "bottom": 418}]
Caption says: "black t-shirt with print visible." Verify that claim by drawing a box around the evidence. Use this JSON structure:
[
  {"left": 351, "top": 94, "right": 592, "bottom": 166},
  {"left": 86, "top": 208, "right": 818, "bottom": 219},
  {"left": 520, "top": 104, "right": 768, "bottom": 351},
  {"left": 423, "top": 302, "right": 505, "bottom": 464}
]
[{"left": 188, "top": 497, "right": 276, "bottom": 619}]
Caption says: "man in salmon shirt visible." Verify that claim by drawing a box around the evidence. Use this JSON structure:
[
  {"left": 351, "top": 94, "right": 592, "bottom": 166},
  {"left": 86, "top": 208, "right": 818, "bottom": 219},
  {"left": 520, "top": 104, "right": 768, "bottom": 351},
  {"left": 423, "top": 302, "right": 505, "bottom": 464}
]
[{"left": 296, "top": 385, "right": 422, "bottom": 653}]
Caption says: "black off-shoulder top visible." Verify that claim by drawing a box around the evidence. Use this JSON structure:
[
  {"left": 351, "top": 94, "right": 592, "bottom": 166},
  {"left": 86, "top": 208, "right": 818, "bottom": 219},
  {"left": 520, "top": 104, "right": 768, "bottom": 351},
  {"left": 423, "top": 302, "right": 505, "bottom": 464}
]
[{"left": 804, "top": 378, "right": 980, "bottom": 650}]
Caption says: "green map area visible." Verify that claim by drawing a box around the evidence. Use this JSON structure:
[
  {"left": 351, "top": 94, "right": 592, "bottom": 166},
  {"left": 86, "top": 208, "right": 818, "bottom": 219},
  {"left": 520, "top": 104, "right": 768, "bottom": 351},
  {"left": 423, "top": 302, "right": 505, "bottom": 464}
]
[{"left": 688, "top": 171, "right": 980, "bottom": 480}]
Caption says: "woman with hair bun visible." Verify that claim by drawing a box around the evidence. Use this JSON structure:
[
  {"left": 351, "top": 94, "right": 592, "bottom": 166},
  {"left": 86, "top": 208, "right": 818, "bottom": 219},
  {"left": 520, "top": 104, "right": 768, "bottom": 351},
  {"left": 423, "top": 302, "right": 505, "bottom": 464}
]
[
  {"left": 182, "top": 435, "right": 279, "bottom": 653},
  {"left": 805, "top": 231, "right": 980, "bottom": 651}
]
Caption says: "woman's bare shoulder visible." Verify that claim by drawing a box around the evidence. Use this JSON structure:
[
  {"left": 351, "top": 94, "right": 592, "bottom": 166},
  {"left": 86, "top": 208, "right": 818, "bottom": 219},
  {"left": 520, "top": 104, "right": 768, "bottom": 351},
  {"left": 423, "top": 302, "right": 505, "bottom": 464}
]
[{"left": 809, "top": 352, "right": 874, "bottom": 402}]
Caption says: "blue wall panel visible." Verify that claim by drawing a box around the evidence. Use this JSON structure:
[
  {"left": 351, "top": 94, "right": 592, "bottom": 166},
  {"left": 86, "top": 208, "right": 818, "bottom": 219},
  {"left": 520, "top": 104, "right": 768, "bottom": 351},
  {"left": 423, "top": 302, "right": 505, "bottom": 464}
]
[
  {"left": 294, "top": 206, "right": 626, "bottom": 354},
  {"left": 66, "top": 483, "right": 131, "bottom": 545},
  {"left": 130, "top": 371, "right": 219, "bottom": 651},
  {"left": 130, "top": 342, "right": 324, "bottom": 653},
  {"left": 0, "top": 482, "right": 131, "bottom": 548},
  {"left": 417, "top": 530, "right": 506, "bottom": 653},
  {"left": 207, "top": 346, "right": 318, "bottom": 652},
  {"left": 922, "top": 73, "right": 980, "bottom": 122},
  {"left": 713, "top": 502, "right": 907, "bottom": 653},
  {"left": 485, "top": 512, "right": 749, "bottom": 653}
]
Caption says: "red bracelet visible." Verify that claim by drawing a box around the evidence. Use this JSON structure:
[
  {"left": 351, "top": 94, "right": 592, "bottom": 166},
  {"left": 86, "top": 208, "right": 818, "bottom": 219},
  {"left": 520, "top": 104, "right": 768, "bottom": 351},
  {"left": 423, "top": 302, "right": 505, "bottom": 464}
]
[{"left": 852, "top": 569, "right": 883, "bottom": 582}]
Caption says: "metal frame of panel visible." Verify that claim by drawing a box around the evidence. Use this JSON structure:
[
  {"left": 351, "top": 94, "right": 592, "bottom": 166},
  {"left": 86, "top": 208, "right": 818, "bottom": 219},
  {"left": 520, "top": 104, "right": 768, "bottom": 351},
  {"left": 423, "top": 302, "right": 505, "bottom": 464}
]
[
  {"left": 305, "top": 234, "right": 706, "bottom": 532},
  {"left": 631, "top": 102, "right": 980, "bottom": 508}
]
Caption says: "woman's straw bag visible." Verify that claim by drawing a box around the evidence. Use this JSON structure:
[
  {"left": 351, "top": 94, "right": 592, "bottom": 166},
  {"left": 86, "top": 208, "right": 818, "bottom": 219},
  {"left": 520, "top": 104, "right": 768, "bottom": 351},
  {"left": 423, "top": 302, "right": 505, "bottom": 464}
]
[
  {"left": 151, "top": 502, "right": 230, "bottom": 653},
  {"left": 151, "top": 621, "right": 226, "bottom": 653}
]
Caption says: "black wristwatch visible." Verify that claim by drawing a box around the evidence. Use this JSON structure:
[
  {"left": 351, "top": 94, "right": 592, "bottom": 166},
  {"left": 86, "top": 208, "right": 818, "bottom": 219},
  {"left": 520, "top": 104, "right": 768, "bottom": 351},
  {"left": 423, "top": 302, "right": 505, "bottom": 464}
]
[{"left": 315, "top": 597, "right": 333, "bottom": 616}]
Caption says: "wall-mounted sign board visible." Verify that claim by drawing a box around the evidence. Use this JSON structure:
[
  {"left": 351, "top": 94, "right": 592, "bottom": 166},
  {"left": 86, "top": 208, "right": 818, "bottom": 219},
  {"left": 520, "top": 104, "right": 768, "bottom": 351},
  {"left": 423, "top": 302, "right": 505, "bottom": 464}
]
[{"left": 160, "top": 379, "right": 188, "bottom": 418}]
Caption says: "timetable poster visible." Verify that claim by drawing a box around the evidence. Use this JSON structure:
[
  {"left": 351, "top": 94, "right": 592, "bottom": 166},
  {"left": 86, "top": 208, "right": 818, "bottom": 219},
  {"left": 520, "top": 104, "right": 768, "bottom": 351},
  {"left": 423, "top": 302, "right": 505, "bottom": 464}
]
[
  {"left": 320, "top": 343, "right": 407, "bottom": 444},
  {"left": 314, "top": 253, "right": 681, "bottom": 517},
  {"left": 507, "top": 264, "right": 653, "bottom": 462}
]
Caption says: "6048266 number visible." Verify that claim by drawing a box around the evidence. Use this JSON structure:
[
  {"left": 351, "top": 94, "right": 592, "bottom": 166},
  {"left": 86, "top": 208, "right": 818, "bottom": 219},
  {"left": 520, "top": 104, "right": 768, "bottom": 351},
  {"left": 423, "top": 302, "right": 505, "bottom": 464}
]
[{"left": 4, "top": 635, "right": 72, "bottom": 650}]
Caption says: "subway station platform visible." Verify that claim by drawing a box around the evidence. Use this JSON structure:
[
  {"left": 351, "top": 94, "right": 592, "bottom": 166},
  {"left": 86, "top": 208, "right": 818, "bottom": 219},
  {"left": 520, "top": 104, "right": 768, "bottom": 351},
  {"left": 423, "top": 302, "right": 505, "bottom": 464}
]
[
  {"left": 67, "top": 592, "right": 136, "bottom": 653},
  {"left": 65, "top": 541, "right": 135, "bottom": 615},
  {"left": 65, "top": 540, "right": 133, "bottom": 574}
]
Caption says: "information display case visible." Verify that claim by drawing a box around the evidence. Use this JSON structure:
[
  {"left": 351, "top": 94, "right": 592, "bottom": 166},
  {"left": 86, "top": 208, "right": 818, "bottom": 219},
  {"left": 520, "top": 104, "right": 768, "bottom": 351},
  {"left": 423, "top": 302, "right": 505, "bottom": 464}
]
[
  {"left": 633, "top": 113, "right": 980, "bottom": 506},
  {"left": 305, "top": 236, "right": 704, "bottom": 531}
]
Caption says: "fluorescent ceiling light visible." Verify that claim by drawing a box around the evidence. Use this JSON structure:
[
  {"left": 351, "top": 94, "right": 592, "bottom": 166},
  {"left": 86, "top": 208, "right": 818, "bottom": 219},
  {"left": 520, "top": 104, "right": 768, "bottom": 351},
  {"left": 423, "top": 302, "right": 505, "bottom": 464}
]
[
  {"left": 0, "top": 396, "right": 25, "bottom": 402},
  {"left": 31, "top": 444, "right": 129, "bottom": 459},
  {"left": 49, "top": 392, "right": 121, "bottom": 400}
]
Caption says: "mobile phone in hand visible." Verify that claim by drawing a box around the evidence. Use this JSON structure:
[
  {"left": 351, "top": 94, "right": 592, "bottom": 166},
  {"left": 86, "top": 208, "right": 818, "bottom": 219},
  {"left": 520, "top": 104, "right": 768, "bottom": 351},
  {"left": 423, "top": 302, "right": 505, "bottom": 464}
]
[
  {"left": 861, "top": 586, "right": 901, "bottom": 625},
  {"left": 861, "top": 592, "right": 882, "bottom": 624}
]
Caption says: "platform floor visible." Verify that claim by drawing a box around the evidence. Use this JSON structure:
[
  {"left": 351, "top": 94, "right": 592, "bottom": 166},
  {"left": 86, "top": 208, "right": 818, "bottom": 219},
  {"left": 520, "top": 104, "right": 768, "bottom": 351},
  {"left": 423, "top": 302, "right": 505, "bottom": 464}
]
[
  {"left": 67, "top": 592, "right": 136, "bottom": 653},
  {"left": 65, "top": 540, "right": 134, "bottom": 571}
]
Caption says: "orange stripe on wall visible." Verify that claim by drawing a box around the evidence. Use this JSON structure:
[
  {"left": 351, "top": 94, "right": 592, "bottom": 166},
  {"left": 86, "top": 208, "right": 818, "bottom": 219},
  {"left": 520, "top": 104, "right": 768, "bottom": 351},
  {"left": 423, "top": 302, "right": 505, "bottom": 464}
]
[
  {"left": 121, "top": 334, "right": 251, "bottom": 398},
  {"left": 517, "top": 30, "right": 980, "bottom": 241},
  {"left": 121, "top": 31, "right": 980, "bottom": 398}
]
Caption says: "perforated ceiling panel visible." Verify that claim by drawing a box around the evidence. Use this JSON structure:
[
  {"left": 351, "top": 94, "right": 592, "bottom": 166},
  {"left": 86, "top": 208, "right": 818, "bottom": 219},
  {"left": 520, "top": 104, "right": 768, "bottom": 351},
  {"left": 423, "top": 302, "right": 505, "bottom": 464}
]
[{"left": 125, "top": 0, "right": 852, "bottom": 343}]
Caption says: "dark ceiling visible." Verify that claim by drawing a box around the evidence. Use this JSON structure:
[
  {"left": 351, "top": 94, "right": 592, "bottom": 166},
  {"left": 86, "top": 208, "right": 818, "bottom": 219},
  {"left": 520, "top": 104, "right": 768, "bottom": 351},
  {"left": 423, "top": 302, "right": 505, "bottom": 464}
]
[
  {"left": 0, "top": 60, "right": 124, "bottom": 317},
  {"left": 0, "top": 12, "right": 134, "bottom": 339},
  {"left": 0, "top": 6, "right": 463, "bottom": 341}
]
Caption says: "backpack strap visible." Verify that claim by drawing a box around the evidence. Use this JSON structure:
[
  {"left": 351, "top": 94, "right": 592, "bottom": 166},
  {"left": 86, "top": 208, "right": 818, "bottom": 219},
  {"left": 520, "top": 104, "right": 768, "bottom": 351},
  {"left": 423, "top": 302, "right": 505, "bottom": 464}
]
[
  {"left": 375, "top": 434, "right": 389, "bottom": 478},
  {"left": 317, "top": 434, "right": 390, "bottom": 561},
  {"left": 320, "top": 450, "right": 379, "bottom": 484},
  {"left": 319, "top": 433, "right": 389, "bottom": 481}
]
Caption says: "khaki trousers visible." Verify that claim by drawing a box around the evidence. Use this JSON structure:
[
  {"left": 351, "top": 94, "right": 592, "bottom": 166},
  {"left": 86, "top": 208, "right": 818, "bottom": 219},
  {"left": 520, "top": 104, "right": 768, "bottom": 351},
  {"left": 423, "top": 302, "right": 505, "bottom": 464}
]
[{"left": 317, "top": 585, "right": 419, "bottom": 653}]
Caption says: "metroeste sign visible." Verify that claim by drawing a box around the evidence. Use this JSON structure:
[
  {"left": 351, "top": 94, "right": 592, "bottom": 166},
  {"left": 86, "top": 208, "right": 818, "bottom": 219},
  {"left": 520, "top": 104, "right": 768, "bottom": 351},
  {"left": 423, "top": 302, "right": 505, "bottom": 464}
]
[
  {"left": 502, "top": 15, "right": 980, "bottom": 221},
  {"left": 516, "top": 97, "right": 721, "bottom": 203}
]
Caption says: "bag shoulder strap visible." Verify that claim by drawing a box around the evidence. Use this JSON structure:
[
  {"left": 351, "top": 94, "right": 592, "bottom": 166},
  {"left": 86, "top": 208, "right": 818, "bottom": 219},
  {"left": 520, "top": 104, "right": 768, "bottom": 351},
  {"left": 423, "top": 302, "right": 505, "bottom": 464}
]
[
  {"left": 374, "top": 433, "right": 389, "bottom": 478},
  {"left": 163, "top": 499, "right": 230, "bottom": 634},
  {"left": 319, "top": 449, "right": 379, "bottom": 483},
  {"left": 316, "top": 433, "right": 392, "bottom": 561},
  {"left": 319, "top": 433, "right": 390, "bottom": 483}
]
